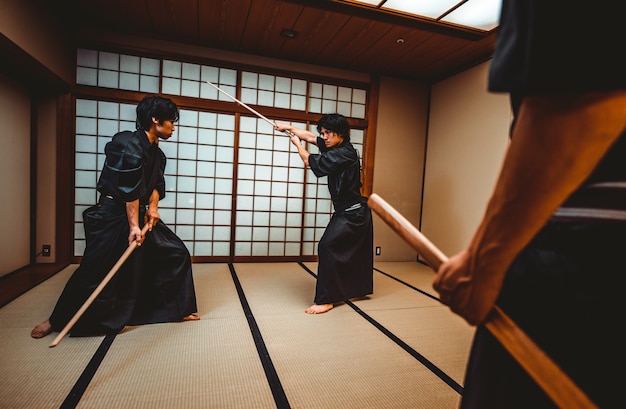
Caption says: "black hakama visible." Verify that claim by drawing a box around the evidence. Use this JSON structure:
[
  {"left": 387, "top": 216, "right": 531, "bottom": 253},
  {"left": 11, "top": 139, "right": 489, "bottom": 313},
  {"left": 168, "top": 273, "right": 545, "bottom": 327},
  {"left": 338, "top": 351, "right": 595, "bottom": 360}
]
[
  {"left": 315, "top": 200, "right": 373, "bottom": 304},
  {"left": 49, "top": 200, "right": 197, "bottom": 335},
  {"left": 309, "top": 137, "right": 373, "bottom": 305}
]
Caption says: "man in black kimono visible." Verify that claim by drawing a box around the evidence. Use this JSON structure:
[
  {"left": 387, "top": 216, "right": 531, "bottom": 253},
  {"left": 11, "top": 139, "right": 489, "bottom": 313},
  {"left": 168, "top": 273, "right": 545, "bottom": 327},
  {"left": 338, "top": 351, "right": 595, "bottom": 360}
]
[
  {"left": 276, "top": 114, "right": 373, "bottom": 314},
  {"left": 32, "top": 95, "right": 199, "bottom": 338}
]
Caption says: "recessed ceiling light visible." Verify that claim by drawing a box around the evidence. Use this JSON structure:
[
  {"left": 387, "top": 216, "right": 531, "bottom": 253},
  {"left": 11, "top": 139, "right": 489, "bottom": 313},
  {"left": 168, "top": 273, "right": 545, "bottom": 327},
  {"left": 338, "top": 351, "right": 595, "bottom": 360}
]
[{"left": 280, "top": 29, "right": 298, "bottom": 39}]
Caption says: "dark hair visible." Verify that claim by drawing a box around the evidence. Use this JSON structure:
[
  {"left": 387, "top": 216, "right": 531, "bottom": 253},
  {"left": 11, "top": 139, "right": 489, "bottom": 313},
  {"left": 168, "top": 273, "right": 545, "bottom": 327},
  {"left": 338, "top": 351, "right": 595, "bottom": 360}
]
[
  {"left": 316, "top": 113, "right": 350, "bottom": 142},
  {"left": 136, "top": 95, "right": 180, "bottom": 130}
]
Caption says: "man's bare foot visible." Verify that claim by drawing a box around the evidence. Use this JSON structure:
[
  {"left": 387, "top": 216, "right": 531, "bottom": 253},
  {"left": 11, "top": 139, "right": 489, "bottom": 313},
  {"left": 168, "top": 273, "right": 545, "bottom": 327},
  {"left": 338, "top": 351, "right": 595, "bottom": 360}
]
[
  {"left": 31, "top": 320, "right": 53, "bottom": 339},
  {"left": 182, "top": 313, "right": 200, "bottom": 321},
  {"left": 305, "top": 304, "right": 333, "bottom": 314}
]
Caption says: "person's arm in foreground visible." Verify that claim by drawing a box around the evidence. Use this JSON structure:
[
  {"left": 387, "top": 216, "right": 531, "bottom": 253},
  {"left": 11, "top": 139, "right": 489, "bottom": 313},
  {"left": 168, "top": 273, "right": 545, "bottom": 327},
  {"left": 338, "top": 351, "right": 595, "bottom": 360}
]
[{"left": 433, "top": 91, "right": 626, "bottom": 325}]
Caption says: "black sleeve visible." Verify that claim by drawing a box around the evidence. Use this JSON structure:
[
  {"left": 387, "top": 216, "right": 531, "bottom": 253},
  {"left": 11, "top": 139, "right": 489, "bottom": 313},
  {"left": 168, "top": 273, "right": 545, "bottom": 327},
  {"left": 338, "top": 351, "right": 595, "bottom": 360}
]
[
  {"left": 308, "top": 144, "right": 358, "bottom": 178},
  {"left": 97, "top": 131, "right": 147, "bottom": 202}
]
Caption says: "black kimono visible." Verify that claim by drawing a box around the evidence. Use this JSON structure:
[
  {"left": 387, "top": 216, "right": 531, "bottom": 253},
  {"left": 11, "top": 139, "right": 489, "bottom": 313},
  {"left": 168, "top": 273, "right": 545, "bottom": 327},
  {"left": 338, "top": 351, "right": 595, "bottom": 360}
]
[
  {"left": 48, "top": 130, "right": 197, "bottom": 336},
  {"left": 308, "top": 137, "right": 373, "bottom": 305}
]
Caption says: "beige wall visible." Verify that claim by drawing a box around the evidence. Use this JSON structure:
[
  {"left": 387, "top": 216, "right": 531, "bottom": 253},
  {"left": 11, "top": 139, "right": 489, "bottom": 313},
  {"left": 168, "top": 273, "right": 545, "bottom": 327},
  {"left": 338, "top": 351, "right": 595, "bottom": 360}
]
[
  {"left": 0, "top": 0, "right": 73, "bottom": 83},
  {"left": 370, "top": 64, "right": 512, "bottom": 263},
  {"left": 0, "top": 74, "right": 31, "bottom": 276},
  {"left": 0, "top": 0, "right": 68, "bottom": 274},
  {"left": 371, "top": 77, "right": 430, "bottom": 261},
  {"left": 422, "top": 62, "right": 512, "bottom": 258},
  {"left": 34, "top": 97, "right": 58, "bottom": 264}
]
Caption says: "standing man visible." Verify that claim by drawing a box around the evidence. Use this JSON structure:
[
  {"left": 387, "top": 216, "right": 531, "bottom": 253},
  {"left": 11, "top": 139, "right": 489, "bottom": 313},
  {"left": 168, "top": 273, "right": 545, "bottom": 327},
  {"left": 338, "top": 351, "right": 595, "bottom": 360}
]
[
  {"left": 433, "top": 1, "right": 626, "bottom": 408},
  {"left": 32, "top": 95, "right": 199, "bottom": 339},
  {"left": 275, "top": 114, "right": 373, "bottom": 314}
]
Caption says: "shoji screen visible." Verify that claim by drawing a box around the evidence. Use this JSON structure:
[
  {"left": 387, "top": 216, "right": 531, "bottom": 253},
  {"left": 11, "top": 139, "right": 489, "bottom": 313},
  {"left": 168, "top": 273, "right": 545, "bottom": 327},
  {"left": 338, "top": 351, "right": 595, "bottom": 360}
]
[{"left": 74, "top": 48, "right": 368, "bottom": 259}]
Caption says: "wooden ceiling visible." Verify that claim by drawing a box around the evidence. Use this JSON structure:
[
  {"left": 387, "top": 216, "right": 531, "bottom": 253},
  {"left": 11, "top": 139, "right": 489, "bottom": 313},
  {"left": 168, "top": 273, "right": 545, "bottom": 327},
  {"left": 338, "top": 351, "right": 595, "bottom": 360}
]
[{"left": 51, "top": 0, "right": 498, "bottom": 83}]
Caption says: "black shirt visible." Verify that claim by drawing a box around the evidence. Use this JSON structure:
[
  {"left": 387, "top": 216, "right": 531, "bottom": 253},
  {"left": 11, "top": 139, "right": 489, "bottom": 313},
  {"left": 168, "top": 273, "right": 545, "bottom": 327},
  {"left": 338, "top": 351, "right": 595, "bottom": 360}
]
[{"left": 308, "top": 137, "right": 362, "bottom": 211}]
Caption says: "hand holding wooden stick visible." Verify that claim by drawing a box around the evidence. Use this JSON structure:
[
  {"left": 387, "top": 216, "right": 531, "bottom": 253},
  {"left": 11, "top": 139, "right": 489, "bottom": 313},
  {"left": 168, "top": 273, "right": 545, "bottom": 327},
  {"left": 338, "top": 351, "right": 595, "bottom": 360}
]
[
  {"left": 367, "top": 193, "right": 597, "bottom": 409},
  {"left": 49, "top": 224, "right": 151, "bottom": 348}
]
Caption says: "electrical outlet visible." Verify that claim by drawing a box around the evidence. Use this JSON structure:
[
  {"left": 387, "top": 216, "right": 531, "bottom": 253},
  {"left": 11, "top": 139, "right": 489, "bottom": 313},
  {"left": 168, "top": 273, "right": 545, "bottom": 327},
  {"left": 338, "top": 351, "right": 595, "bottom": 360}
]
[
  {"left": 375, "top": 246, "right": 381, "bottom": 256},
  {"left": 42, "top": 245, "right": 51, "bottom": 257}
]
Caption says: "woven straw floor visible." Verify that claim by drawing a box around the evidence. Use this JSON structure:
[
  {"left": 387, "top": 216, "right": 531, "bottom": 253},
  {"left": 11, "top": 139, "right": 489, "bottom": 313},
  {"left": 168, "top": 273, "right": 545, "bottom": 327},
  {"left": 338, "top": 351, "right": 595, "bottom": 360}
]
[{"left": 0, "top": 261, "right": 474, "bottom": 409}]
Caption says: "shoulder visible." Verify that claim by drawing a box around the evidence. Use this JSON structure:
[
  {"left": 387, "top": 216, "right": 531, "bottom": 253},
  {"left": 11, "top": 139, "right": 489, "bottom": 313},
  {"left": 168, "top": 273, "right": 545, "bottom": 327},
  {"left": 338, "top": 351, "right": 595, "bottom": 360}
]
[
  {"left": 108, "top": 130, "right": 146, "bottom": 152},
  {"left": 111, "top": 130, "right": 137, "bottom": 142},
  {"left": 334, "top": 142, "right": 358, "bottom": 159},
  {"left": 105, "top": 130, "right": 146, "bottom": 169},
  {"left": 318, "top": 143, "right": 357, "bottom": 166}
]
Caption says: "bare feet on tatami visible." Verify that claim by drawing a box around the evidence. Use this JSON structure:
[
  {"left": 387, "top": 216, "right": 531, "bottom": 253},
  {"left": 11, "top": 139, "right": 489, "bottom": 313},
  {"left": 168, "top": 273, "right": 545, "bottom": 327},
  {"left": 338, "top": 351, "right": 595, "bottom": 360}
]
[
  {"left": 31, "top": 320, "right": 53, "bottom": 339},
  {"left": 182, "top": 313, "right": 200, "bottom": 321},
  {"left": 305, "top": 304, "right": 333, "bottom": 314}
]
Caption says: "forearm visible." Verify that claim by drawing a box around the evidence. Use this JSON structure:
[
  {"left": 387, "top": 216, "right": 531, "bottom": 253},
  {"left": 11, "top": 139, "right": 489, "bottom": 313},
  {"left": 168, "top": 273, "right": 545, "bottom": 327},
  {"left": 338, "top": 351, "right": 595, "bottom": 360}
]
[
  {"left": 125, "top": 199, "right": 140, "bottom": 229},
  {"left": 435, "top": 91, "right": 626, "bottom": 324},
  {"left": 471, "top": 92, "right": 626, "bottom": 278},
  {"left": 277, "top": 123, "right": 317, "bottom": 144},
  {"left": 125, "top": 199, "right": 143, "bottom": 245},
  {"left": 148, "top": 189, "right": 160, "bottom": 213},
  {"left": 292, "top": 136, "right": 310, "bottom": 166},
  {"left": 145, "top": 189, "right": 161, "bottom": 228}
]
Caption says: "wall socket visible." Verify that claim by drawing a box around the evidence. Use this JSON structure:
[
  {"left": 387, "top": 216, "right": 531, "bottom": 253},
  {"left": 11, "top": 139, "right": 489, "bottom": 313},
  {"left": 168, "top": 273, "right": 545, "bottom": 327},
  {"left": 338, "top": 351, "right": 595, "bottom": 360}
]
[
  {"left": 42, "top": 245, "right": 51, "bottom": 257},
  {"left": 375, "top": 246, "right": 381, "bottom": 256}
]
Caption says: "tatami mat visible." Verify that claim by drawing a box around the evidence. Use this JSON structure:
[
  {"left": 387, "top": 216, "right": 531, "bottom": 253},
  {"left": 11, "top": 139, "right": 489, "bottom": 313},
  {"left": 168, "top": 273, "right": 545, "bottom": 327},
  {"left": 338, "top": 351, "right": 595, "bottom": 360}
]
[
  {"left": 366, "top": 262, "right": 474, "bottom": 383},
  {"left": 234, "top": 262, "right": 468, "bottom": 409},
  {"left": 75, "top": 263, "right": 275, "bottom": 409},
  {"left": 0, "top": 261, "right": 474, "bottom": 409},
  {"left": 0, "top": 266, "right": 104, "bottom": 409}
]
